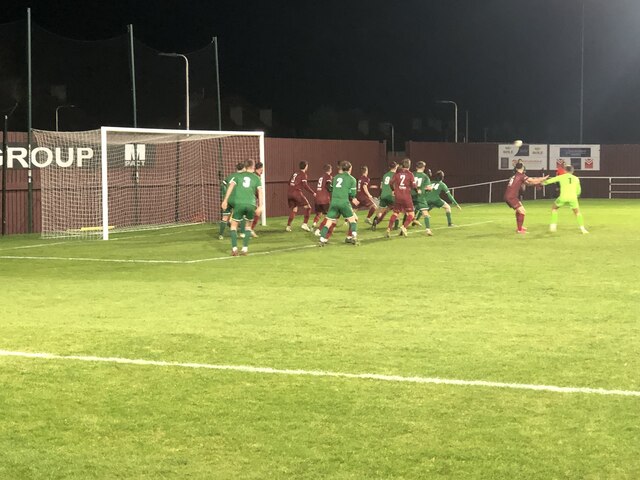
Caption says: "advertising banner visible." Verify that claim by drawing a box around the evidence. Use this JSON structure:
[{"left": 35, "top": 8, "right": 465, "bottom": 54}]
[
  {"left": 549, "top": 145, "right": 600, "bottom": 171},
  {"left": 498, "top": 144, "right": 548, "bottom": 170}
]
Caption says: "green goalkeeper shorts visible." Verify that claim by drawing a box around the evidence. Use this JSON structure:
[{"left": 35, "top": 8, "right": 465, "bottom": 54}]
[{"left": 554, "top": 198, "right": 580, "bottom": 209}]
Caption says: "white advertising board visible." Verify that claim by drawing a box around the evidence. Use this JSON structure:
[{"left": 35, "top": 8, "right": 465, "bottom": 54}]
[
  {"left": 498, "top": 144, "right": 548, "bottom": 170},
  {"left": 549, "top": 145, "right": 600, "bottom": 171}
]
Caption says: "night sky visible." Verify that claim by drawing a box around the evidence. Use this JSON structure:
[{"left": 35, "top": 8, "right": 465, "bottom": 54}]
[{"left": 3, "top": 0, "right": 640, "bottom": 144}]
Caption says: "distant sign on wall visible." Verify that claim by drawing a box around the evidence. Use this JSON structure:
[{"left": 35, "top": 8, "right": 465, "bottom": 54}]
[
  {"left": 498, "top": 144, "right": 548, "bottom": 170},
  {"left": 549, "top": 145, "right": 600, "bottom": 171}
]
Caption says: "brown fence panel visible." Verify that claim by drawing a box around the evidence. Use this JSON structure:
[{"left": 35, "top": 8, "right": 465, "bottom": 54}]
[
  {"left": 407, "top": 142, "right": 640, "bottom": 202},
  {"left": 3, "top": 136, "right": 639, "bottom": 235},
  {"left": 265, "top": 138, "right": 386, "bottom": 218}
]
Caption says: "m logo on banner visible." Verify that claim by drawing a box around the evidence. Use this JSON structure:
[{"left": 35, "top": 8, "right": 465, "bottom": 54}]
[{"left": 124, "top": 144, "right": 146, "bottom": 167}]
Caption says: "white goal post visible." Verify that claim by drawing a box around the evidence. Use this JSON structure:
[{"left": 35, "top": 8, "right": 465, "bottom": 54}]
[{"left": 34, "top": 126, "right": 265, "bottom": 240}]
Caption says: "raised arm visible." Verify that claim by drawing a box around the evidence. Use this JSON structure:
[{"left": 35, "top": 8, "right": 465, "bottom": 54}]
[{"left": 527, "top": 175, "right": 550, "bottom": 186}]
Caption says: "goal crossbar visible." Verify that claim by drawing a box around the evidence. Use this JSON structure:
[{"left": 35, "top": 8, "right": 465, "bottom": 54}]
[
  {"left": 35, "top": 127, "right": 265, "bottom": 240},
  {"left": 100, "top": 127, "right": 266, "bottom": 240}
]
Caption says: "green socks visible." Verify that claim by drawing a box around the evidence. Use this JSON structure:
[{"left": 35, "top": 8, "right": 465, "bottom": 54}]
[
  {"left": 219, "top": 221, "right": 226, "bottom": 236},
  {"left": 446, "top": 212, "right": 452, "bottom": 226},
  {"left": 349, "top": 222, "right": 357, "bottom": 236},
  {"left": 243, "top": 229, "right": 250, "bottom": 247},
  {"left": 424, "top": 216, "right": 430, "bottom": 229},
  {"left": 230, "top": 230, "right": 238, "bottom": 248}
]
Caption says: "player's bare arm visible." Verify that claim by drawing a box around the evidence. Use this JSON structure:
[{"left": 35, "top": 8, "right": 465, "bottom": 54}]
[{"left": 525, "top": 175, "right": 549, "bottom": 186}]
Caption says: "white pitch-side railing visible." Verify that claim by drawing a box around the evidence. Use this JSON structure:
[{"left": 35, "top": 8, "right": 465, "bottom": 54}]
[
  {"left": 581, "top": 176, "right": 640, "bottom": 199},
  {"left": 449, "top": 179, "right": 508, "bottom": 204},
  {"left": 449, "top": 176, "right": 640, "bottom": 203}
]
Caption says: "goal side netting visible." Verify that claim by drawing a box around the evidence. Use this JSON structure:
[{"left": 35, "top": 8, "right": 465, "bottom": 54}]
[{"left": 33, "top": 127, "right": 265, "bottom": 239}]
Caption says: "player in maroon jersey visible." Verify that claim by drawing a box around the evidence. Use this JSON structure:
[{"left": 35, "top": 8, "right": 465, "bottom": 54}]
[
  {"left": 387, "top": 158, "right": 417, "bottom": 237},
  {"left": 504, "top": 162, "right": 548, "bottom": 234},
  {"left": 353, "top": 166, "right": 378, "bottom": 224},
  {"left": 312, "top": 164, "right": 333, "bottom": 228},
  {"left": 249, "top": 162, "right": 264, "bottom": 237},
  {"left": 286, "top": 161, "right": 316, "bottom": 232}
]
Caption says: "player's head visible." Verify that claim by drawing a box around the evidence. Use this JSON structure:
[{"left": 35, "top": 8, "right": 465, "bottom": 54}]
[
  {"left": 255, "top": 161, "right": 264, "bottom": 174},
  {"left": 236, "top": 162, "right": 245, "bottom": 172},
  {"left": 360, "top": 165, "right": 368, "bottom": 175},
  {"left": 388, "top": 161, "right": 398, "bottom": 171},
  {"left": 299, "top": 161, "right": 308, "bottom": 171},
  {"left": 434, "top": 170, "right": 444, "bottom": 181},
  {"left": 323, "top": 163, "right": 332, "bottom": 173},
  {"left": 401, "top": 158, "right": 411, "bottom": 169},
  {"left": 564, "top": 165, "right": 574, "bottom": 173},
  {"left": 244, "top": 158, "right": 255, "bottom": 171},
  {"left": 514, "top": 162, "right": 525, "bottom": 173},
  {"left": 416, "top": 161, "right": 426, "bottom": 172},
  {"left": 340, "top": 160, "right": 352, "bottom": 173}
]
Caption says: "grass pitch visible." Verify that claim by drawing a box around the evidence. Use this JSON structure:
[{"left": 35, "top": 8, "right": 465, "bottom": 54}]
[{"left": 1, "top": 199, "right": 639, "bottom": 479}]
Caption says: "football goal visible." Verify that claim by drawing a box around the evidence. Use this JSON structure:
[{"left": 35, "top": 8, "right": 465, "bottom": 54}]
[{"left": 33, "top": 127, "right": 265, "bottom": 240}]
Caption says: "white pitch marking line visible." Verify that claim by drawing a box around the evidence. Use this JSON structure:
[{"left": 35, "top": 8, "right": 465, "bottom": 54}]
[
  {"left": 0, "top": 244, "right": 319, "bottom": 264},
  {"left": 1, "top": 349, "right": 638, "bottom": 398},
  {"left": 0, "top": 241, "right": 71, "bottom": 251},
  {"left": 0, "top": 221, "right": 494, "bottom": 263}
]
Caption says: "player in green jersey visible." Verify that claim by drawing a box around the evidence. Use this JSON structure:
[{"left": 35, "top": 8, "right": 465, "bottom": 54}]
[
  {"left": 371, "top": 161, "right": 398, "bottom": 230},
  {"left": 218, "top": 162, "right": 245, "bottom": 239},
  {"left": 542, "top": 165, "right": 588, "bottom": 234},
  {"left": 413, "top": 161, "right": 434, "bottom": 235},
  {"left": 426, "top": 170, "right": 461, "bottom": 227},
  {"left": 319, "top": 161, "right": 359, "bottom": 246},
  {"left": 221, "top": 159, "right": 263, "bottom": 256}
]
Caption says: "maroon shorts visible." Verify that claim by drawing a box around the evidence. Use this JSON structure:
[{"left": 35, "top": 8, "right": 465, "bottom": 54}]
[
  {"left": 393, "top": 198, "right": 414, "bottom": 213},
  {"left": 315, "top": 203, "right": 329, "bottom": 214},
  {"left": 504, "top": 197, "right": 522, "bottom": 210},
  {"left": 288, "top": 191, "right": 310, "bottom": 209},
  {"left": 355, "top": 196, "right": 375, "bottom": 209}
]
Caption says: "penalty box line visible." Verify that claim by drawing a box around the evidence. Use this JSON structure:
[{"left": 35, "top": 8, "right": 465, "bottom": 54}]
[
  {"left": 0, "top": 349, "right": 638, "bottom": 398},
  {"left": 0, "top": 221, "right": 494, "bottom": 264}
]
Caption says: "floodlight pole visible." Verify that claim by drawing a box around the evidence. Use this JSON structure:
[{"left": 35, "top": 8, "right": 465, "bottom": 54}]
[
  {"left": 437, "top": 100, "right": 458, "bottom": 143},
  {"left": 465, "top": 110, "right": 469, "bottom": 143},
  {"left": 55, "top": 104, "right": 76, "bottom": 131},
  {"left": 579, "top": 0, "right": 585, "bottom": 143},
  {"left": 159, "top": 52, "right": 190, "bottom": 130},
  {"left": 213, "top": 37, "right": 222, "bottom": 130}
]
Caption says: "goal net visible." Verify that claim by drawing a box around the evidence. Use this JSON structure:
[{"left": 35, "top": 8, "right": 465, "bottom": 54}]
[{"left": 33, "top": 127, "right": 265, "bottom": 239}]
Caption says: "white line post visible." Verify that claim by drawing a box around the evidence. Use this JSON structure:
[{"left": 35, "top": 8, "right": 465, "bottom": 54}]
[
  {"left": 100, "top": 127, "right": 109, "bottom": 240},
  {"left": 259, "top": 132, "right": 267, "bottom": 226}
]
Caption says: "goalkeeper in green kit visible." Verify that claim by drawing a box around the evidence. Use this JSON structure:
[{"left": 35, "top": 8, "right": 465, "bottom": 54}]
[{"left": 542, "top": 165, "right": 588, "bottom": 234}]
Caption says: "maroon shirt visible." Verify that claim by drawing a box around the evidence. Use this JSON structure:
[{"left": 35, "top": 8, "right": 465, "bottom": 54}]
[
  {"left": 390, "top": 169, "right": 416, "bottom": 202},
  {"left": 288, "top": 170, "right": 315, "bottom": 196},
  {"left": 315, "top": 173, "right": 333, "bottom": 204},
  {"left": 504, "top": 172, "right": 528, "bottom": 200},
  {"left": 356, "top": 175, "right": 371, "bottom": 202}
]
